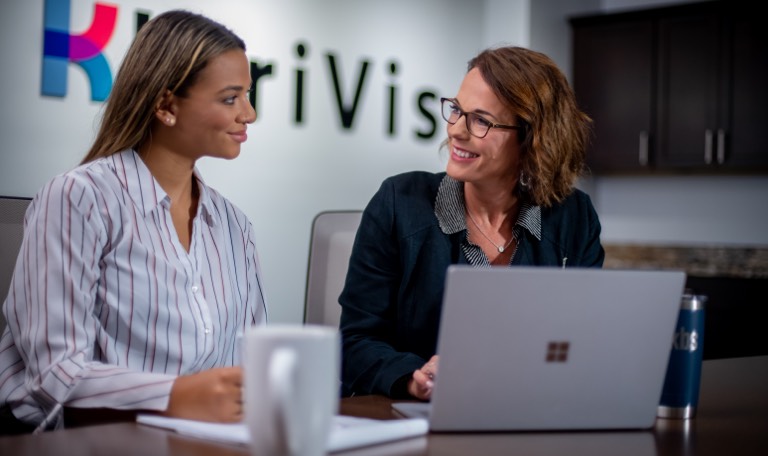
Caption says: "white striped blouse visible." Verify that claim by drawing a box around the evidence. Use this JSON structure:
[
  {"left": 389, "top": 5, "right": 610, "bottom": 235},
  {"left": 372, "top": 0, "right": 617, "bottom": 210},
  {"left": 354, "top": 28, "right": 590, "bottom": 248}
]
[{"left": 0, "top": 149, "right": 267, "bottom": 427}]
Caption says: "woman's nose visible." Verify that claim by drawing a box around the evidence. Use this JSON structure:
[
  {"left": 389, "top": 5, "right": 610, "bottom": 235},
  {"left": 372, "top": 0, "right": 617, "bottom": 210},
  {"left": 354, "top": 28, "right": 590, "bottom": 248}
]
[
  {"left": 239, "top": 102, "right": 257, "bottom": 124},
  {"left": 447, "top": 115, "right": 470, "bottom": 138}
]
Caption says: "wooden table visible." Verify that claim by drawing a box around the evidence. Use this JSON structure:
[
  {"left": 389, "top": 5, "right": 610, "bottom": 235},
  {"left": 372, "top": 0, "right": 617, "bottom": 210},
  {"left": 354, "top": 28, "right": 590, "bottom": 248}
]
[{"left": 2, "top": 356, "right": 766, "bottom": 455}]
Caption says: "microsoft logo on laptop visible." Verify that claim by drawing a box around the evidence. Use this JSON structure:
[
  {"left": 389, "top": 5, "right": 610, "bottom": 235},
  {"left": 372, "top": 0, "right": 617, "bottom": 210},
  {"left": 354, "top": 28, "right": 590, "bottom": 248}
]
[
  {"left": 546, "top": 341, "right": 570, "bottom": 362},
  {"left": 41, "top": 0, "right": 118, "bottom": 102}
]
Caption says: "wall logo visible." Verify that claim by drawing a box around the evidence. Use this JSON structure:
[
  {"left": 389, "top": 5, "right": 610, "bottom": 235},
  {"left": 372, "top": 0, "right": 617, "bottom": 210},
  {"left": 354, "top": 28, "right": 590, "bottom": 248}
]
[
  {"left": 41, "top": 0, "right": 118, "bottom": 101},
  {"left": 36, "top": 2, "right": 438, "bottom": 140}
]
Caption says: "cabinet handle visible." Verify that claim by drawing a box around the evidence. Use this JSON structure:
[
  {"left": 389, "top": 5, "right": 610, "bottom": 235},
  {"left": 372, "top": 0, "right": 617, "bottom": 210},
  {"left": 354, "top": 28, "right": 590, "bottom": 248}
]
[
  {"left": 716, "top": 129, "right": 726, "bottom": 164},
  {"left": 704, "top": 129, "right": 714, "bottom": 165},
  {"left": 638, "top": 131, "right": 649, "bottom": 167}
]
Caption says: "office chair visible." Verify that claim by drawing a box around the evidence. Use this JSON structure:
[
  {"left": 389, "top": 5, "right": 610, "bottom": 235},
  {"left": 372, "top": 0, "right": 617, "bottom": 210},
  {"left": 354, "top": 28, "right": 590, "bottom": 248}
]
[
  {"left": 304, "top": 210, "right": 362, "bottom": 327},
  {"left": 0, "top": 196, "right": 32, "bottom": 335}
]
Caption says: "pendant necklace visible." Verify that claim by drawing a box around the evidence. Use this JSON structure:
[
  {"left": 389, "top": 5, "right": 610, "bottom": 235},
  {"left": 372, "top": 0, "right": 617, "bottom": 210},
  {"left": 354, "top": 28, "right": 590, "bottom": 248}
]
[{"left": 467, "top": 211, "right": 514, "bottom": 253}]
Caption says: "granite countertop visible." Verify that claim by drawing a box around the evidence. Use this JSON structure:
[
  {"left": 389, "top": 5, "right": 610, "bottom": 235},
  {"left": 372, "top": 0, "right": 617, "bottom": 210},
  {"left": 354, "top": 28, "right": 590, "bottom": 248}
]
[{"left": 602, "top": 244, "right": 768, "bottom": 279}]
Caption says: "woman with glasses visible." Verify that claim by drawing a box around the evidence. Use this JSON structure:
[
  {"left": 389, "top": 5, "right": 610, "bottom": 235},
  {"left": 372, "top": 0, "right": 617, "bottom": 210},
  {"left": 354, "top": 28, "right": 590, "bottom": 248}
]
[
  {"left": 0, "top": 11, "right": 265, "bottom": 433},
  {"left": 339, "top": 46, "right": 604, "bottom": 400}
]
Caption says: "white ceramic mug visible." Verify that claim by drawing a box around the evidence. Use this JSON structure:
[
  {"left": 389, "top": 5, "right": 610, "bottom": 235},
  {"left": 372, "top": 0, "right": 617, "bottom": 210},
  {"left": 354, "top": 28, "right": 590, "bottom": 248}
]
[{"left": 243, "top": 324, "right": 340, "bottom": 456}]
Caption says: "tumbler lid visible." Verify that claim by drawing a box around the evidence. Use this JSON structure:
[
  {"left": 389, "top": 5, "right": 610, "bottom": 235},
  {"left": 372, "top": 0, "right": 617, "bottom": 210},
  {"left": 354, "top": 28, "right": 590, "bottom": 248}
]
[{"left": 681, "top": 292, "right": 707, "bottom": 310}]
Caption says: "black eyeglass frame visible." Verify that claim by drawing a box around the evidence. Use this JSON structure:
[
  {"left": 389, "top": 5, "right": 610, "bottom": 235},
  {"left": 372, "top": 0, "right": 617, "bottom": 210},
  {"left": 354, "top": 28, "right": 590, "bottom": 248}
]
[{"left": 440, "top": 97, "right": 522, "bottom": 139}]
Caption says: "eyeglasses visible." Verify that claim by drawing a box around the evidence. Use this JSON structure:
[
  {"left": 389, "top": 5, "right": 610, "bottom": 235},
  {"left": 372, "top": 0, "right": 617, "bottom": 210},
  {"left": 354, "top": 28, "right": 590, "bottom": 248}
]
[{"left": 440, "top": 97, "right": 522, "bottom": 139}]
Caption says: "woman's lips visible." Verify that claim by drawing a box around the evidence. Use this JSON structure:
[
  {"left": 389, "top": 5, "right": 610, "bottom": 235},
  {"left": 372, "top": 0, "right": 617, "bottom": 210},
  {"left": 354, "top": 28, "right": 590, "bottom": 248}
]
[{"left": 230, "top": 131, "right": 248, "bottom": 143}]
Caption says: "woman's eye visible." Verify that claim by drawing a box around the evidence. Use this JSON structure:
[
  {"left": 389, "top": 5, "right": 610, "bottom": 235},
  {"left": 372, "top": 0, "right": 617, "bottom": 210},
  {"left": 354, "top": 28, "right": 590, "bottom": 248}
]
[
  {"left": 473, "top": 115, "right": 492, "bottom": 128},
  {"left": 223, "top": 96, "right": 236, "bottom": 105}
]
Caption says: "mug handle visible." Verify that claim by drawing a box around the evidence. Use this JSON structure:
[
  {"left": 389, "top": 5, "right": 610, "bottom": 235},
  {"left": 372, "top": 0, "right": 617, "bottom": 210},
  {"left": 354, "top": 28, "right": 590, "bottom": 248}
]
[{"left": 269, "top": 347, "right": 299, "bottom": 454}]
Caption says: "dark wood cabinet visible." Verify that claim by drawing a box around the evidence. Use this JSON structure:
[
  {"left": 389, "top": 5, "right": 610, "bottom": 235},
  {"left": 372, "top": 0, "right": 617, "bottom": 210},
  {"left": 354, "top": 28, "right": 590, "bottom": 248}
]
[
  {"left": 656, "top": 8, "right": 722, "bottom": 168},
  {"left": 572, "top": 16, "right": 654, "bottom": 172},
  {"left": 571, "top": 1, "right": 768, "bottom": 174},
  {"left": 685, "top": 276, "right": 768, "bottom": 360},
  {"left": 727, "top": 8, "right": 768, "bottom": 168}
]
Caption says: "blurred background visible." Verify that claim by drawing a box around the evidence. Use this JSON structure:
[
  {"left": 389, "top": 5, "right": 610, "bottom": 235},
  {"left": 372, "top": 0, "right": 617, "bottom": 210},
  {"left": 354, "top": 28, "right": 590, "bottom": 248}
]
[{"left": 1, "top": 0, "right": 766, "bottom": 329}]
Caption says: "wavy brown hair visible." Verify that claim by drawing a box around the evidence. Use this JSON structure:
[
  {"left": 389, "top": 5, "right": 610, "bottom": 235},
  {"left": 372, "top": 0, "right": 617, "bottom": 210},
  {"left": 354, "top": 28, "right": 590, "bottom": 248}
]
[
  {"left": 81, "top": 10, "right": 246, "bottom": 164},
  {"left": 468, "top": 46, "right": 593, "bottom": 208}
]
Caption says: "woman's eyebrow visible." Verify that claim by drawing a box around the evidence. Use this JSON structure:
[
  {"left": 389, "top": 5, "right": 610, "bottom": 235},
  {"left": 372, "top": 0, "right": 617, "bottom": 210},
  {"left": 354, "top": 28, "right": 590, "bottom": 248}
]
[
  {"left": 217, "top": 84, "right": 249, "bottom": 94},
  {"left": 453, "top": 98, "right": 501, "bottom": 120}
]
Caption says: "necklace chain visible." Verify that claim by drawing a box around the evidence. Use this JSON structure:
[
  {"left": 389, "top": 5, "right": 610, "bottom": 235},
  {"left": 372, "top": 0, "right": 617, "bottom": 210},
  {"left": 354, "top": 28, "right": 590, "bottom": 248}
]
[{"left": 466, "top": 212, "right": 514, "bottom": 253}]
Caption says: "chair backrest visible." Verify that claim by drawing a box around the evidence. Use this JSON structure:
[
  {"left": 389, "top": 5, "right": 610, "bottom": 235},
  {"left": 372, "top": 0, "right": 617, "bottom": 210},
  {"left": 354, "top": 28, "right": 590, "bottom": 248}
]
[
  {"left": 0, "top": 196, "right": 32, "bottom": 335},
  {"left": 304, "top": 210, "right": 362, "bottom": 327}
]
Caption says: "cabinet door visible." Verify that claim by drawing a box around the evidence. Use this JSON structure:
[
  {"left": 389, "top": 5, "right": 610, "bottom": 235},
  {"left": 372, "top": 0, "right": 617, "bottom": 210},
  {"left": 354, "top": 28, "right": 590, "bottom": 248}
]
[
  {"left": 726, "top": 9, "right": 768, "bottom": 168},
  {"left": 656, "top": 11, "right": 723, "bottom": 168},
  {"left": 572, "top": 18, "right": 654, "bottom": 173}
]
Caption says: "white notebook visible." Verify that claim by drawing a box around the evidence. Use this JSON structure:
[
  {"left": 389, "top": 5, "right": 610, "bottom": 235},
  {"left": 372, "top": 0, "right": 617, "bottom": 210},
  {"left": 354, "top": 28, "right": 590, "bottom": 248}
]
[{"left": 136, "top": 414, "right": 428, "bottom": 452}]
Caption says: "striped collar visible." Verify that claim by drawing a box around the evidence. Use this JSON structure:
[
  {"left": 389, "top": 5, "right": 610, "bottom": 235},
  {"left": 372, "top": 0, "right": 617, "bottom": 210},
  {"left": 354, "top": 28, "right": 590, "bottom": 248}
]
[
  {"left": 435, "top": 174, "right": 542, "bottom": 241},
  {"left": 104, "top": 149, "right": 216, "bottom": 225}
]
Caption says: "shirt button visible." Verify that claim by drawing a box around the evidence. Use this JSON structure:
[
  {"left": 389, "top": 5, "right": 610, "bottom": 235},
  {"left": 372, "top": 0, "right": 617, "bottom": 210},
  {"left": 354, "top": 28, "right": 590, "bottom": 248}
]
[
  {"left": 204, "top": 328, "right": 211, "bottom": 334},
  {"left": 191, "top": 285, "right": 199, "bottom": 293}
]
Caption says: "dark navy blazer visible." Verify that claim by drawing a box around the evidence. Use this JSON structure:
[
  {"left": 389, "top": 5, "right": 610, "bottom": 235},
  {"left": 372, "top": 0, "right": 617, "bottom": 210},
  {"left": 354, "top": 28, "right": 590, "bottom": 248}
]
[{"left": 339, "top": 171, "right": 605, "bottom": 398}]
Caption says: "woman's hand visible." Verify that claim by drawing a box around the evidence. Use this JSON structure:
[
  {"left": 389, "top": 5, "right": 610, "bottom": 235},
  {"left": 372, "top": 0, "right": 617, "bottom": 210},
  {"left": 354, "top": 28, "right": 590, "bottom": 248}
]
[
  {"left": 407, "top": 355, "right": 439, "bottom": 400},
  {"left": 164, "top": 366, "right": 243, "bottom": 422}
]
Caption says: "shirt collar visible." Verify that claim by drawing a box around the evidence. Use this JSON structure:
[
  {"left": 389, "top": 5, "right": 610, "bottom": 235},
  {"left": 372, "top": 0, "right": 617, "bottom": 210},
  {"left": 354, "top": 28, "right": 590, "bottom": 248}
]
[
  {"left": 110, "top": 149, "right": 216, "bottom": 225},
  {"left": 434, "top": 174, "right": 541, "bottom": 241}
]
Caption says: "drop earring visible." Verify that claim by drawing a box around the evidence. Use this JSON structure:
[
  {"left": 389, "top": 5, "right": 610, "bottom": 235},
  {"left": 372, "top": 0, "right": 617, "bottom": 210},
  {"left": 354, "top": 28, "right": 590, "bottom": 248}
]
[{"left": 519, "top": 171, "right": 530, "bottom": 189}]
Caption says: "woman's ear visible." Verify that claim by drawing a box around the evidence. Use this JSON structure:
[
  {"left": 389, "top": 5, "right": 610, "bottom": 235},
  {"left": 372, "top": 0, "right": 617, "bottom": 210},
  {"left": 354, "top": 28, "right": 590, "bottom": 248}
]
[{"left": 155, "top": 90, "right": 177, "bottom": 127}]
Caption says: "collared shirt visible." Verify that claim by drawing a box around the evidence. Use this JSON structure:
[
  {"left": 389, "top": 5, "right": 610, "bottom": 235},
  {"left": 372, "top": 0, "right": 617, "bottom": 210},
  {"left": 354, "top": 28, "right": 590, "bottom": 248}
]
[
  {"left": 0, "top": 149, "right": 267, "bottom": 427},
  {"left": 433, "top": 175, "right": 542, "bottom": 266}
]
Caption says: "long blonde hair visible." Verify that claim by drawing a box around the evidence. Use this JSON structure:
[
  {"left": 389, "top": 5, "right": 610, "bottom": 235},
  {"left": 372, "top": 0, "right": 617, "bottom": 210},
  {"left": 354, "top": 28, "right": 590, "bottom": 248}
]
[
  {"left": 81, "top": 10, "right": 246, "bottom": 164},
  {"left": 468, "top": 46, "right": 593, "bottom": 208}
]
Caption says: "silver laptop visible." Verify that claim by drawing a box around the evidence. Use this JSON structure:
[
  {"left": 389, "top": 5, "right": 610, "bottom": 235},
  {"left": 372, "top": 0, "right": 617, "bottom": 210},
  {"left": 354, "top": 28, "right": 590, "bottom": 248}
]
[{"left": 392, "top": 265, "right": 686, "bottom": 432}]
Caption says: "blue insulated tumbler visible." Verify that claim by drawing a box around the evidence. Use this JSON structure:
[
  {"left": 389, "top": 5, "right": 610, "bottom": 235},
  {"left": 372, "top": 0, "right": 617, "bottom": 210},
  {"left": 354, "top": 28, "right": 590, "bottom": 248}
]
[{"left": 657, "top": 293, "right": 707, "bottom": 419}]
